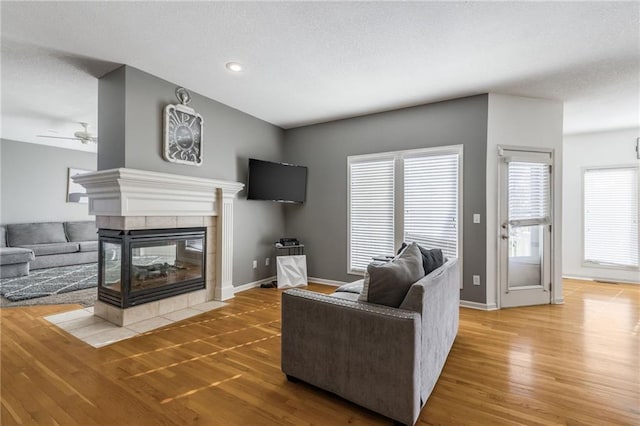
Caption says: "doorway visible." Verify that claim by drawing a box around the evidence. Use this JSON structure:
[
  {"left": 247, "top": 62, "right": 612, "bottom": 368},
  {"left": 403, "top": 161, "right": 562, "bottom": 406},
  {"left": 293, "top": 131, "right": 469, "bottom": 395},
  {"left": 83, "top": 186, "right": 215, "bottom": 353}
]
[{"left": 498, "top": 146, "right": 553, "bottom": 308}]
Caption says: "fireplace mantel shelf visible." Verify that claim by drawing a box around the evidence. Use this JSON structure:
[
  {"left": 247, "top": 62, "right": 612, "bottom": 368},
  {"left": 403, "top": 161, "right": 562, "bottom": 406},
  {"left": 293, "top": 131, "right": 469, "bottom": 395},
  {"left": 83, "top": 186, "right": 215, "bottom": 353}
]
[{"left": 73, "top": 168, "right": 244, "bottom": 217}]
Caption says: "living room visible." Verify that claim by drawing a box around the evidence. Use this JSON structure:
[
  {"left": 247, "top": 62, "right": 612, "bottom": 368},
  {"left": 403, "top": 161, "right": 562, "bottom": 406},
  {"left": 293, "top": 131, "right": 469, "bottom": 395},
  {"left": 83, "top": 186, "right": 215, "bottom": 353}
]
[{"left": 1, "top": 2, "right": 638, "bottom": 425}]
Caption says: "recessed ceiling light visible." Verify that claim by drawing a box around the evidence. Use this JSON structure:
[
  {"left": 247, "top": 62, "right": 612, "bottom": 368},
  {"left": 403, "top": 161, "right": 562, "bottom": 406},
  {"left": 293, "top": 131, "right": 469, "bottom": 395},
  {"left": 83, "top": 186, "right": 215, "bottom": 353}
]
[{"left": 225, "top": 62, "right": 243, "bottom": 72}]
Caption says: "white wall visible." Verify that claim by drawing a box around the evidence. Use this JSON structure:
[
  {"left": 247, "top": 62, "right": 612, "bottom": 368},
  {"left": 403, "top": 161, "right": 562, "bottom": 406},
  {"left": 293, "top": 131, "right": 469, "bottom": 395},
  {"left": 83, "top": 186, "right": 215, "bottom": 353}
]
[
  {"left": 486, "top": 94, "right": 564, "bottom": 308},
  {"left": 563, "top": 128, "right": 640, "bottom": 283},
  {"left": 0, "top": 139, "right": 96, "bottom": 224}
]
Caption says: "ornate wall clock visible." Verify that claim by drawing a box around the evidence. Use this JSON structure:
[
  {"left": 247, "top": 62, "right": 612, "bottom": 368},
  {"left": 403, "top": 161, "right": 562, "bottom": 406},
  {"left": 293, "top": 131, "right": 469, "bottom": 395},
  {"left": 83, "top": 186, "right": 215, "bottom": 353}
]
[{"left": 163, "top": 87, "right": 204, "bottom": 166}]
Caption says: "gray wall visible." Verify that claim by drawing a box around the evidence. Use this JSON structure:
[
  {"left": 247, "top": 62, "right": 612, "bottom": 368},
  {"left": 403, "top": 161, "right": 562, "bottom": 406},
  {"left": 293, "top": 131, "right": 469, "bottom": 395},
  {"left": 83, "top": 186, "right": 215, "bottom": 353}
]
[
  {"left": 1, "top": 139, "right": 96, "bottom": 224},
  {"left": 98, "top": 66, "right": 285, "bottom": 286},
  {"left": 283, "top": 95, "right": 488, "bottom": 303},
  {"left": 97, "top": 66, "right": 125, "bottom": 171}
]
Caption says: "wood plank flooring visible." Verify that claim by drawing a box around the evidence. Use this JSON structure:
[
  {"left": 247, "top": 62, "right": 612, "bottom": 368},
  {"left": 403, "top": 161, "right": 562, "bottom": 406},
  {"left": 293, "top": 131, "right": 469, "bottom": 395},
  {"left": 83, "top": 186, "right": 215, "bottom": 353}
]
[{"left": 1, "top": 279, "right": 638, "bottom": 425}]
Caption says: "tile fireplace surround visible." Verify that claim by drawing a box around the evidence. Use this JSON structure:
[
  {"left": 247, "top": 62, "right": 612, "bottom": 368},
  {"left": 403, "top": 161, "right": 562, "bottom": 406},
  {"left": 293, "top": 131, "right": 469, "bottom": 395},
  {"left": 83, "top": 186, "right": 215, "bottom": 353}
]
[{"left": 73, "top": 168, "right": 244, "bottom": 326}]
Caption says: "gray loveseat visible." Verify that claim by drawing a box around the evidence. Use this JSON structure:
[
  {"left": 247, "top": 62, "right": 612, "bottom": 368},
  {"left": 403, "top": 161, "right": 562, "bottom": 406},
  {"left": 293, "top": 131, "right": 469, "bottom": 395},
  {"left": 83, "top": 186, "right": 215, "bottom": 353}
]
[
  {"left": 0, "top": 221, "right": 98, "bottom": 278},
  {"left": 281, "top": 257, "right": 460, "bottom": 426}
]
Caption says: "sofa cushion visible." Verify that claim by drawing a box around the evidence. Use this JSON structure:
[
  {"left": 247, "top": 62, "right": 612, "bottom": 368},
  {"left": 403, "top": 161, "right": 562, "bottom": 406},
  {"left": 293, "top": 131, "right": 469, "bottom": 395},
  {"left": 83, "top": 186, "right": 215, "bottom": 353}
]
[
  {"left": 7, "top": 222, "right": 67, "bottom": 246},
  {"left": 78, "top": 241, "right": 98, "bottom": 252},
  {"left": 334, "top": 279, "right": 364, "bottom": 294},
  {"left": 0, "top": 226, "right": 6, "bottom": 248},
  {"left": 0, "top": 247, "right": 35, "bottom": 265},
  {"left": 18, "top": 242, "right": 79, "bottom": 256},
  {"left": 64, "top": 221, "right": 98, "bottom": 242},
  {"left": 358, "top": 242, "right": 424, "bottom": 308},
  {"left": 398, "top": 242, "right": 445, "bottom": 275}
]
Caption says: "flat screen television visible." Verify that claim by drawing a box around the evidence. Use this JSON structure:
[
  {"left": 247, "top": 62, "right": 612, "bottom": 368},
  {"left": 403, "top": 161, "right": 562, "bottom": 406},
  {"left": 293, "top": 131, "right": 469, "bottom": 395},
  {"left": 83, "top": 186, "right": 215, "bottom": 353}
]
[{"left": 247, "top": 158, "right": 307, "bottom": 204}]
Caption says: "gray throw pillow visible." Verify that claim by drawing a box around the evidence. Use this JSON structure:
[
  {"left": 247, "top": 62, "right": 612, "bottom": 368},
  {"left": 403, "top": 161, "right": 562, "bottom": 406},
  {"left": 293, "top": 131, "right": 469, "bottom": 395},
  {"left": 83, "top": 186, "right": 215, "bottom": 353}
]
[
  {"left": 358, "top": 243, "right": 424, "bottom": 308},
  {"left": 397, "top": 242, "right": 445, "bottom": 275}
]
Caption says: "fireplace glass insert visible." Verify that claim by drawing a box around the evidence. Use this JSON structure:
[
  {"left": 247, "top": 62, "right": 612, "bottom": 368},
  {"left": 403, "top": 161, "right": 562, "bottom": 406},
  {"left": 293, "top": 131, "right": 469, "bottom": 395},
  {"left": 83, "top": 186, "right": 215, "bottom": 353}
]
[{"left": 99, "top": 227, "right": 206, "bottom": 308}]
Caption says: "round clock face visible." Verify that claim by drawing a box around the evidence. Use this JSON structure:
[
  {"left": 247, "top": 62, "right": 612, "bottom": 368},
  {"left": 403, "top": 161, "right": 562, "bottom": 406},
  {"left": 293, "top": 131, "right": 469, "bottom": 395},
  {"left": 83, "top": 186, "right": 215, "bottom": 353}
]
[
  {"left": 165, "top": 106, "right": 203, "bottom": 165},
  {"left": 174, "top": 124, "right": 194, "bottom": 150}
]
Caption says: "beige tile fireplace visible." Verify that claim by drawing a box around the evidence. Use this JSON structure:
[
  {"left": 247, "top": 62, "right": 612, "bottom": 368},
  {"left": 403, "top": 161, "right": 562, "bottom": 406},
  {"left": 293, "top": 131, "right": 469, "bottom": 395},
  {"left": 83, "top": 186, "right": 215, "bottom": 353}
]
[{"left": 73, "top": 168, "right": 244, "bottom": 326}]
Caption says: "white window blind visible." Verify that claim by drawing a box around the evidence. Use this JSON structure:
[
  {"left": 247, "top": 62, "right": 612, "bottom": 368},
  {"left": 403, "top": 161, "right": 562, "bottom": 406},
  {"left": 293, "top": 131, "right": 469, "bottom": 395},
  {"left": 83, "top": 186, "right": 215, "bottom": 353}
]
[
  {"left": 404, "top": 154, "right": 459, "bottom": 259},
  {"left": 508, "top": 161, "right": 550, "bottom": 224},
  {"left": 349, "top": 159, "right": 395, "bottom": 272},
  {"left": 584, "top": 167, "right": 639, "bottom": 268},
  {"left": 348, "top": 146, "right": 462, "bottom": 275}
]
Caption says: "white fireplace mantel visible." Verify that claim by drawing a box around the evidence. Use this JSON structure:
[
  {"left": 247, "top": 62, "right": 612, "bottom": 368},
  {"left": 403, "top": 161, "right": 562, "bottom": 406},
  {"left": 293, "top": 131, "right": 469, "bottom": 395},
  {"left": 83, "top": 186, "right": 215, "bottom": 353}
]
[
  {"left": 73, "top": 168, "right": 244, "bottom": 217},
  {"left": 74, "top": 168, "right": 244, "bottom": 310}
]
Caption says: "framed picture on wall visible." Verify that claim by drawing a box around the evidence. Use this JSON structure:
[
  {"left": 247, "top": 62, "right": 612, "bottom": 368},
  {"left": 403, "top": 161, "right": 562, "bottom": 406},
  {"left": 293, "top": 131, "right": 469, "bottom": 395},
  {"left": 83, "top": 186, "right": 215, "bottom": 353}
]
[{"left": 67, "top": 168, "right": 92, "bottom": 203}]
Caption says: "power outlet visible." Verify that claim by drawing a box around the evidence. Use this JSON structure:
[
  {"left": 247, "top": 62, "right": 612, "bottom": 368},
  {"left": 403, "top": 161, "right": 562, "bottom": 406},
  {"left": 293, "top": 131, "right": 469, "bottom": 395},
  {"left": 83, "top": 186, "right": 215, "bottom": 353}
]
[
  {"left": 473, "top": 213, "right": 481, "bottom": 224},
  {"left": 252, "top": 260, "right": 258, "bottom": 269},
  {"left": 265, "top": 257, "right": 270, "bottom": 266},
  {"left": 473, "top": 275, "right": 481, "bottom": 286}
]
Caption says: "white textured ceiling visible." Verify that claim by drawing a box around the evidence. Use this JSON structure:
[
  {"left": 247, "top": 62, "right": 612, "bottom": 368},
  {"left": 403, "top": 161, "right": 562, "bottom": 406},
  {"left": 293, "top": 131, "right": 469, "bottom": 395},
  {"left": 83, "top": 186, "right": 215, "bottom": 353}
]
[{"left": 1, "top": 1, "right": 638, "bottom": 151}]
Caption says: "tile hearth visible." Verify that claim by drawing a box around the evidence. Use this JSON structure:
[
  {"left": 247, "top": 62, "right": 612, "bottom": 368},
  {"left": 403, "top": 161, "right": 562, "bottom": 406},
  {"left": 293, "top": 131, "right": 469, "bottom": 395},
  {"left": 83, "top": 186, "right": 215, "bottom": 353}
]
[{"left": 45, "top": 301, "right": 226, "bottom": 348}]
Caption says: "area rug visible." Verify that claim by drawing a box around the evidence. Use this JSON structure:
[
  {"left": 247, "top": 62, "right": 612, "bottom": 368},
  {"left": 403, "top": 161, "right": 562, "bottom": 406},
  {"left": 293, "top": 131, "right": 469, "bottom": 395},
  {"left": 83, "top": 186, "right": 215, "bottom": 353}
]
[{"left": 0, "top": 263, "right": 98, "bottom": 303}]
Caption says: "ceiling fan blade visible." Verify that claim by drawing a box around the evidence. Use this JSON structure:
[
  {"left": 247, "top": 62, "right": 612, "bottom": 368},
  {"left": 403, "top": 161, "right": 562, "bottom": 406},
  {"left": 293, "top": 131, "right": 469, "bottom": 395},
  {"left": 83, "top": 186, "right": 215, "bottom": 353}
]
[{"left": 36, "top": 134, "right": 82, "bottom": 141}]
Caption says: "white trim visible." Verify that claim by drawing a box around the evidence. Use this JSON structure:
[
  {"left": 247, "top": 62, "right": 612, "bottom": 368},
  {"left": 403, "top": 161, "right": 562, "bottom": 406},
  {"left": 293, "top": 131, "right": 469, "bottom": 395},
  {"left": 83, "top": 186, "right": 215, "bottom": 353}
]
[
  {"left": 562, "top": 274, "right": 640, "bottom": 285},
  {"left": 233, "top": 276, "right": 277, "bottom": 294},
  {"left": 582, "top": 261, "right": 640, "bottom": 272},
  {"left": 216, "top": 189, "right": 236, "bottom": 301},
  {"left": 459, "top": 300, "right": 498, "bottom": 310},
  {"left": 308, "top": 277, "right": 348, "bottom": 287},
  {"left": 73, "top": 167, "right": 244, "bottom": 217}
]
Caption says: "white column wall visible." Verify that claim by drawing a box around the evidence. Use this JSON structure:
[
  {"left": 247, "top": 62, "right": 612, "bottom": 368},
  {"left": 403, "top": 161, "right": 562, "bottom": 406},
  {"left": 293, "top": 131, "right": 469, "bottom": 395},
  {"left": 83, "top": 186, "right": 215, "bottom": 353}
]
[{"left": 486, "top": 94, "right": 564, "bottom": 308}]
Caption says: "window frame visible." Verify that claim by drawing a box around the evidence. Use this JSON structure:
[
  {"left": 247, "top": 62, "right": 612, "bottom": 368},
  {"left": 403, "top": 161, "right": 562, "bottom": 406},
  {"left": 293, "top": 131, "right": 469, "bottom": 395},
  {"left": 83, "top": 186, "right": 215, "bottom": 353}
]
[
  {"left": 581, "top": 164, "right": 640, "bottom": 271},
  {"left": 347, "top": 145, "right": 463, "bottom": 276}
]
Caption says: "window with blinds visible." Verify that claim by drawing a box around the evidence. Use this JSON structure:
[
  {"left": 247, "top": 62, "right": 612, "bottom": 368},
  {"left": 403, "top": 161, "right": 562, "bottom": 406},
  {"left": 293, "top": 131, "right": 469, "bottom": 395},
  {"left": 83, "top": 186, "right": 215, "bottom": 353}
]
[
  {"left": 348, "top": 147, "right": 461, "bottom": 274},
  {"left": 584, "top": 166, "right": 639, "bottom": 268},
  {"left": 349, "top": 159, "right": 395, "bottom": 272},
  {"left": 404, "top": 154, "right": 459, "bottom": 259},
  {"left": 508, "top": 162, "right": 550, "bottom": 225}
]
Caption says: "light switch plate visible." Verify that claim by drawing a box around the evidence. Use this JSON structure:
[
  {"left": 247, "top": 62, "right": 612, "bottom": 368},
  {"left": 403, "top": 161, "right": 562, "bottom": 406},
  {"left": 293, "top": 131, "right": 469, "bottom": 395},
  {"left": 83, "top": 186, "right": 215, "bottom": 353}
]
[
  {"left": 473, "top": 213, "right": 481, "bottom": 224},
  {"left": 473, "top": 275, "right": 481, "bottom": 285}
]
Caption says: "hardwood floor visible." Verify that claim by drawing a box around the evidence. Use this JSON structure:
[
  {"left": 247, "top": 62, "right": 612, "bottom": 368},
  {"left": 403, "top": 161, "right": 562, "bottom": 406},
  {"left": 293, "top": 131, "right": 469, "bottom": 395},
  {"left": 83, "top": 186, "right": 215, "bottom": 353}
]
[{"left": 1, "top": 279, "right": 638, "bottom": 425}]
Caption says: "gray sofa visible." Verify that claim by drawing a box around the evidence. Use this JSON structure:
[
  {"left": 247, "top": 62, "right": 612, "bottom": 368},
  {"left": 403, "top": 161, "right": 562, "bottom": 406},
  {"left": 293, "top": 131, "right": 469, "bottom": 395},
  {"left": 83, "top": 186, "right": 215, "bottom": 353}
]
[
  {"left": 0, "top": 221, "right": 98, "bottom": 278},
  {"left": 281, "top": 258, "right": 460, "bottom": 426}
]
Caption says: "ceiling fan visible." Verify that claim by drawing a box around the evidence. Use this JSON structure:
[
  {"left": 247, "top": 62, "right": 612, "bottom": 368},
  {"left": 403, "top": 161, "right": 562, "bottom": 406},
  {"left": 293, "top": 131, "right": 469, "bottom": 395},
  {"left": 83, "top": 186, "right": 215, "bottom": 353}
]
[{"left": 37, "top": 122, "right": 97, "bottom": 144}]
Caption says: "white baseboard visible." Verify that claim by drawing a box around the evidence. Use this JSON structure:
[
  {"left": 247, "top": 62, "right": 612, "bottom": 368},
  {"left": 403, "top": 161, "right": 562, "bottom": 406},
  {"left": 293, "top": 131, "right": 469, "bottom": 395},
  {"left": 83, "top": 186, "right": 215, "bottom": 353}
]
[
  {"left": 460, "top": 300, "right": 498, "bottom": 311},
  {"left": 308, "top": 277, "right": 348, "bottom": 287},
  {"left": 234, "top": 276, "right": 276, "bottom": 294},
  {"left": 552, "top": 297, "right": 565, "bottom": 304},
  {"left": 563, "top": 275, "right": 639, "bottom": 285}
]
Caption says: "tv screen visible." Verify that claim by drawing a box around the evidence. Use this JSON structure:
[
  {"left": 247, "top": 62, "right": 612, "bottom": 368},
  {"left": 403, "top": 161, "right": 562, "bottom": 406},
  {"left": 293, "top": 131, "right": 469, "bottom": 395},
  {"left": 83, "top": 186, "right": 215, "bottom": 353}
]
[{"left": 247, "top": 158, "right": 307, "bottom": 203}]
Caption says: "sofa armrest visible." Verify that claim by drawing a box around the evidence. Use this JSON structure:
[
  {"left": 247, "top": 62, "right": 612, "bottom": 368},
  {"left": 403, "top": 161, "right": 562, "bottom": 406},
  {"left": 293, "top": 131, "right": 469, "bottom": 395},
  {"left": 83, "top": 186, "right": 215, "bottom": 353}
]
[
  {"left": 401, "top": 258, "right": 460, "bottom": 405},
  {"left": 281, "top": 289, "right": 422, "bottom": 425}
]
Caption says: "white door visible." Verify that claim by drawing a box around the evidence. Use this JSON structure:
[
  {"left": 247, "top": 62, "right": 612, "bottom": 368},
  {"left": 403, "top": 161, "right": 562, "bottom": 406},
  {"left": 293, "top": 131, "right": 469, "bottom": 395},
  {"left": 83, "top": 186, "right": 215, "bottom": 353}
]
[{"left": 498, "top": 147, "right": 552, "bottom": 308}]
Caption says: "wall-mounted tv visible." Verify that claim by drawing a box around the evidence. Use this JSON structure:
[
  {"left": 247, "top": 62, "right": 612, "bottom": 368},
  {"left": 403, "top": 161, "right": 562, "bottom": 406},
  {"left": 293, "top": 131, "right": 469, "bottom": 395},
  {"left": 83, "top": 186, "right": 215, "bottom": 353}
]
[{"left": 247, "top": 158, "right": 307, "bottom": 204}]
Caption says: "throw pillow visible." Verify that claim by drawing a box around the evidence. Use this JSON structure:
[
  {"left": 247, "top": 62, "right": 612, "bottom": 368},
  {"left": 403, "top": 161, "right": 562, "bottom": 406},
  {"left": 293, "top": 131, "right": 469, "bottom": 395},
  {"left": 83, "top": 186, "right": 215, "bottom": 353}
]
[
  {"left": 397, "top": 242, "right": 445, "bottom": 275},
  {"left": 358, "top": 242, "right": 424, "bottom": 308}
]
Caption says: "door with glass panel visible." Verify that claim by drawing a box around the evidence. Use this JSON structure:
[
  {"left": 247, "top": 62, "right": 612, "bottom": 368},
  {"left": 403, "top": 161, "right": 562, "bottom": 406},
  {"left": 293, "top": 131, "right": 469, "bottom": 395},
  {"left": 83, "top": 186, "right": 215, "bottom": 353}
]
[{"left": 498, "top": 147, "right": 552, "bottom": 308}]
